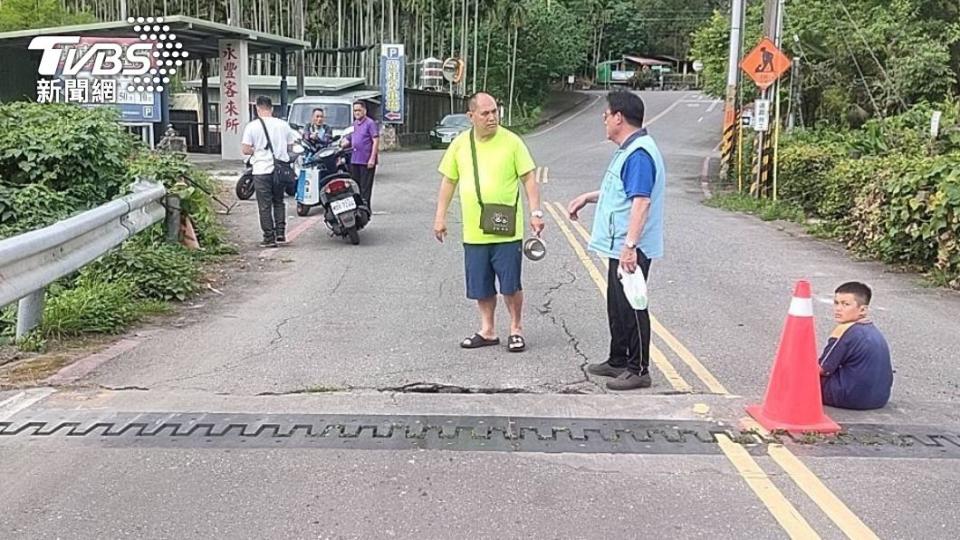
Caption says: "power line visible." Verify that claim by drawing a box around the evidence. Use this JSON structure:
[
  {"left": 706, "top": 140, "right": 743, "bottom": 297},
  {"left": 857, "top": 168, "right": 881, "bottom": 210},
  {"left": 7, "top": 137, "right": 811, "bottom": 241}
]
[
  {"left": 834, "top": 0, "right": 909, "bottom": 112},
  {"left": 840, "top": 35, "right": 883, "bottom": 117},
  {"left": 784, "top": 5, "right": 881, "bottom": 118}
]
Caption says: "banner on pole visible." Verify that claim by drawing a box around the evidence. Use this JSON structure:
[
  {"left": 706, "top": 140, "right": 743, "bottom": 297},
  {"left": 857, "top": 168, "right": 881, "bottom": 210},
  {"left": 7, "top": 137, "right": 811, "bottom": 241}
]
[{"left": 380, "top": 44, "right": 405, "bottom": 124}]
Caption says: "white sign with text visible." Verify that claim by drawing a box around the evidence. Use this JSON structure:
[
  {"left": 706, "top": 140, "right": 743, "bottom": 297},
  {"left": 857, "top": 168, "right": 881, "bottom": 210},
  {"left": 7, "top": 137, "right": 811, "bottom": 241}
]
[{"left": 219, "top": 39, "right": 249, "bottom": 161}]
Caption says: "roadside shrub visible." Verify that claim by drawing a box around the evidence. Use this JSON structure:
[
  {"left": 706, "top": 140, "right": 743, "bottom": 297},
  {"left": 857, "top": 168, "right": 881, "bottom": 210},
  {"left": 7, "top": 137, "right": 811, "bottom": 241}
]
[
  {"left": 0, "top": 184, "right": 81, "bottom": 238},
  {"left": 811, "top": 156, "right": 896, "bottom": 229},
  {"left": 777, "top": 138, "right": 846, "bottom": 216},
  {"left": 847, "top": 154, "right": 960, "bottom": 285},
  {"left": 0, "top": 103, "right": 138, "bottom": 202},
  {"left": 705, "top": 192, "right": 805, "bottom": 223},
  {"left": 80, "top": 240, "right": 200, "bottom": 301},
  {"left": 128, "top": 151, "right": 229, "bottom": 250},
  {"left": 39, "top": 279, "right": 143, "bottom": 338},
  {"left": 0, "top": 103, "right": 232, "bottom": 349},
  {"left": 730, "top": 101, "right": 960, "bottom": 288},
  {"left": 0, "top": 305, "right": 15, "bottom": 340}
]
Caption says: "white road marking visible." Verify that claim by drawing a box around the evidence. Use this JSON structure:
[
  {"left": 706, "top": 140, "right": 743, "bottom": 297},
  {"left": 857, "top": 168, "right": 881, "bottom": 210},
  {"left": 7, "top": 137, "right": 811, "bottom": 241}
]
[{"left": 0, "top": 388, "right": 55, "bottom": 422}]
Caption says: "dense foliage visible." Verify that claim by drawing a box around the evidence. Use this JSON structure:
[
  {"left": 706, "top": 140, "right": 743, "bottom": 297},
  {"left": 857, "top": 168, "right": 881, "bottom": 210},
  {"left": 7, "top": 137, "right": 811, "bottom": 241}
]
[
  {"left": 0, "top": 103, "right": 230, "bottom": 350},
  {"left": 743, "top": 102, "right": 960, "bottom": 288}
]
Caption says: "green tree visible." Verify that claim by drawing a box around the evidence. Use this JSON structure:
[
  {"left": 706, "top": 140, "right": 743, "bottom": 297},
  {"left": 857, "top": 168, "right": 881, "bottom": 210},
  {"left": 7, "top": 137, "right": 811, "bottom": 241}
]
[
  {"left": 689, "top": 4, "right": 763, "bottom": 99},
  {"left": 690, "top": 0, "right": 958, "bottom": 126},
  {"left": 478, "top": 0, "right": 589, "bottom": 121},
  {"left": 0, "top": 0, "right": 93, "bottom": 31}
]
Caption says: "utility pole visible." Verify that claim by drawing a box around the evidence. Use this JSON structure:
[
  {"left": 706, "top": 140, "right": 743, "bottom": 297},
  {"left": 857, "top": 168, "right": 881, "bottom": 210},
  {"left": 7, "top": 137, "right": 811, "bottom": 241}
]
[
  {"left": 228, "top": 0, "right": 240, "bottom": 26},
  {"left": 755, "top": 0, "right": 782, "bottom": 199},
  {"left": 460, "top": 0, "right": 467, "bottom": 97},
  {"left": 787, "top": 57, "right": 802, "bottom": 129},
  {"left": 389, "top": 0, "right": 395, "bottom": 43},
  {"left": 720, "top": 0, "right": 744, "bottom": 180},
  {"left": 763, "top": 0, "right": 781, "bottom": 44},
  {"left": 296, "top": 0, "right": 306, "bottom": 97},
  {"left": 771, "top": 0, "right": 786, "bottom": 201},
  {"left": 472, "top": 0, "right": 479, "bottom": 95},
  {"left": 336, "top": 0, "right": 343, "bottom": 78}
]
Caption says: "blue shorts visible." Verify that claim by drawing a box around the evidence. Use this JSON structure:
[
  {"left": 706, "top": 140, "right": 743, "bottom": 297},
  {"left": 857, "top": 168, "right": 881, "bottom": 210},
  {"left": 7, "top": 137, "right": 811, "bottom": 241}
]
[{"left": 464, "top": 241, "right": 523, "bottom": 300}]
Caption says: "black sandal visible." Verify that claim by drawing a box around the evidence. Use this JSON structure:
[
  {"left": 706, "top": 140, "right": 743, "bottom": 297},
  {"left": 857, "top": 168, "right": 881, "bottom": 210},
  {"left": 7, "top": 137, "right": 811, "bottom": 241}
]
[
  {"left": 461, "top": 333, "right": 500, "bottom": 349},
  {"left": 507, "top": 335, "right": 526, "bottom": 352}
]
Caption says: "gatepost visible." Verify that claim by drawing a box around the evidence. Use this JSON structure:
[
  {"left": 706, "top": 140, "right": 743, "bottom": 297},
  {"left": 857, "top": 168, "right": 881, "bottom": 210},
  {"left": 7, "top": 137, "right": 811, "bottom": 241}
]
[{"left": 219, "top": 39, "right": 250, "bottom": 160}]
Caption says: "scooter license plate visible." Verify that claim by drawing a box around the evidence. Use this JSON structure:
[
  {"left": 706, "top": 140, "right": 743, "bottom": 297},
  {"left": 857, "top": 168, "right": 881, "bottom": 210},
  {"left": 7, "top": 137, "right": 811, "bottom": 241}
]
[{"left": 330, "top": 198, "right": 357, "bottom": 214}]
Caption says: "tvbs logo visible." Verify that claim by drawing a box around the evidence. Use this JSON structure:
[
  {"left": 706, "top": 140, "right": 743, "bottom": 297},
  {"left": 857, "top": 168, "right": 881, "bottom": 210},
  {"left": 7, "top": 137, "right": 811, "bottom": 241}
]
[
  {"left": 29, "top": 16, "right": 185, "bottom": 83},
  {"left": 29, "top": 37, "right": 152, "bottom": 77}
]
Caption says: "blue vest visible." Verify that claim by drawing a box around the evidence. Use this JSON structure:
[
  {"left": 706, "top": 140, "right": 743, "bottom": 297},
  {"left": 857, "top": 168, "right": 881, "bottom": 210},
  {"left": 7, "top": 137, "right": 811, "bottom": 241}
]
[{"left": 588, "top": 131, "right": 666, "bottom": 259}]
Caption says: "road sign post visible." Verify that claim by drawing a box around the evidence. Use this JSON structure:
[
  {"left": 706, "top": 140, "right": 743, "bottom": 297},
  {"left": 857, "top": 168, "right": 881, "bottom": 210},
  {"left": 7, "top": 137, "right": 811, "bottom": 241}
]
[
  {"left": 721, "top": 0, "right": 745, "bottom": 182},
  {"left": 442, "top": 57, "right": 463, "bottom": 113},
  {"left": 741, "top": 36, "right": 790, "bottom": 198}
]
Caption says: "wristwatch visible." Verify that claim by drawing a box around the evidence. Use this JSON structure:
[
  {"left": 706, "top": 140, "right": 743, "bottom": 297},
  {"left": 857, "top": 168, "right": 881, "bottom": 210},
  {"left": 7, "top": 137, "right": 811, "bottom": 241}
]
[
  {"left": 531, "top": 210, "right": 544, "bottom": 219},
  {"left": 625, "top": 240, "right": 637, "bottom": 249}
]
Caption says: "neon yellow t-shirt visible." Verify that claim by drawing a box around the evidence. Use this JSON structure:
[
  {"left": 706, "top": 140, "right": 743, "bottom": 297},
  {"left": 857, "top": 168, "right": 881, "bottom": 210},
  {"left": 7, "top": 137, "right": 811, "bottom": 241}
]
[{"left": 437, "top": 127, "right": 536, "bottom": 245}]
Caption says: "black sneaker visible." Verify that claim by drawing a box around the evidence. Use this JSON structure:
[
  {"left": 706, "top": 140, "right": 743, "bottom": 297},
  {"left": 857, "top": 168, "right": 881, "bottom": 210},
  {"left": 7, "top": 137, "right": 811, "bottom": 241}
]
[
  {"left": 586, "top": 361, "right": 627, "bottom": 378},
  {"left": 276, "top": 235, "right": 287, "bottom": 244},
  {"left": 606, "top": 371, "right": 652, "bottom": 391},
  {"left": 259, "top": 239, "right": 278, "bottom": 248}
]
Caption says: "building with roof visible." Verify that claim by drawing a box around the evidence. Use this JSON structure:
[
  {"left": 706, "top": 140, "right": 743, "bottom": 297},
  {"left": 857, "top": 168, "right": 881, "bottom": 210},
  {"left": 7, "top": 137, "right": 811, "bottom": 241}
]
[{"left": 0, "top": 16, "right": 308, "bottom": 159}]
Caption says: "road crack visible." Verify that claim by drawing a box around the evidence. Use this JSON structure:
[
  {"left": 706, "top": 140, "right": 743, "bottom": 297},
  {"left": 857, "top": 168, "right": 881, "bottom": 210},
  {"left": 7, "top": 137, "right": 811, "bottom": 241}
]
[
  {"left": 378, "top": 382, "right": 531, "bottom": 394},
  {"left": 97, "top": 384, "right": 149, "bottom": 392},
  {"left": 270, "top": 316, "right": 295, "bottom": 346},
  {"left": 538, "top": 268, "right": 602, "bottom": 392},
  {"left": 330, "top": 264, "right": 350, "bottom": 295},
  {"left": 256, "top": 383, "right": 537, "bottom": 395}
]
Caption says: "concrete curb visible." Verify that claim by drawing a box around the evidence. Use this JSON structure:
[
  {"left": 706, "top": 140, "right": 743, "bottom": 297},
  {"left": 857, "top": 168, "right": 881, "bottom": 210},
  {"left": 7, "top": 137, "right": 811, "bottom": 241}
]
[{"left": 532, "top": 92, "right": 593, "bottom": 129}]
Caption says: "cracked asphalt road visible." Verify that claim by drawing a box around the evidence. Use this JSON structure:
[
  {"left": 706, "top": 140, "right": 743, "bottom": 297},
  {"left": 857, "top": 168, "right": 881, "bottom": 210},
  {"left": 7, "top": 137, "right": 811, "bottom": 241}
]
[
  {"left": 4, "top": 91, "right": 960, "bottom": 539},
  {"left": 37, "top": 89, "right": 960, "bottom": 409}
]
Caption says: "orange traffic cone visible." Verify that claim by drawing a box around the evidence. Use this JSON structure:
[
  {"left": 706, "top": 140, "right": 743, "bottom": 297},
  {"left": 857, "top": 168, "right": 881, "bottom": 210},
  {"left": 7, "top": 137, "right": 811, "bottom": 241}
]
[{"left": 747, "top": 280, "right": 840, "bottom": 434}]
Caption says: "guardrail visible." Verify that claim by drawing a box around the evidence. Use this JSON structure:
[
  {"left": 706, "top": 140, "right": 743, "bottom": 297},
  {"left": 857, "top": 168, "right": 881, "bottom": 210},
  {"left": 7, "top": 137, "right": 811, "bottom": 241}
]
[{"left": 0, "top": 180, "right": 171, "bottom": 338}]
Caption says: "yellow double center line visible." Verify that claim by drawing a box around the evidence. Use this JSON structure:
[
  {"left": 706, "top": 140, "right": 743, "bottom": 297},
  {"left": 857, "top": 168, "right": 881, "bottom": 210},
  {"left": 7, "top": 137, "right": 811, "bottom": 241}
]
[{"left": 543, "top": 201, "right": 878, "bottom": 539}]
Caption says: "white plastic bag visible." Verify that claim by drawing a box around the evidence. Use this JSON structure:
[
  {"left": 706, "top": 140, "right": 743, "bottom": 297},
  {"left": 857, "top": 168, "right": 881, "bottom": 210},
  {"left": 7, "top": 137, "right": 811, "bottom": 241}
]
[{"left": 618, "top": 267, "right": 649, "bottom": 311}]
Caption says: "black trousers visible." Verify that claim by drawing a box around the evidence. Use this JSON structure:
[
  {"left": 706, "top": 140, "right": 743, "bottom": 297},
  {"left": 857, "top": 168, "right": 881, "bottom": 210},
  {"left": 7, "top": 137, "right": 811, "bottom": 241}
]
[
  {"left": 350, "top": 164, "right": 377, "bottom": 210},
  {"left": 606, "top": 250, "right": 652, "bottom": 375},
  {"left": 253, "top": 174, "right": 286, "bottom": 241}
]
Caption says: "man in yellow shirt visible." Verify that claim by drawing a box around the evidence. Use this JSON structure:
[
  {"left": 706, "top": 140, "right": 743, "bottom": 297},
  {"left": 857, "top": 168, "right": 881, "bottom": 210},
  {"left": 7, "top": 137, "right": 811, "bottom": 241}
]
[{"left": 434, "top": 92, "right": 545, "bottom": 352}]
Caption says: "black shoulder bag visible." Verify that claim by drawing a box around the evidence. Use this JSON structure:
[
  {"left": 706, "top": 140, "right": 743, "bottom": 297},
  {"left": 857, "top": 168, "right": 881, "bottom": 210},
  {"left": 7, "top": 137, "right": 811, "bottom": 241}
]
[
  {"left": 258, "top": 117, "right": 297, "bottom": 196},
  {"left": 470, "top": 129, "right": 519, "bottom": 236}
]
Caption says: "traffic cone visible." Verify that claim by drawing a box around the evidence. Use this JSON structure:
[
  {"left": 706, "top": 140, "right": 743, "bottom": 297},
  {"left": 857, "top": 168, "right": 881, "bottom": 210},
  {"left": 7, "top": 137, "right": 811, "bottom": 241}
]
[{"left": 747, "top": 280, "right": 840, "bottom": 434}]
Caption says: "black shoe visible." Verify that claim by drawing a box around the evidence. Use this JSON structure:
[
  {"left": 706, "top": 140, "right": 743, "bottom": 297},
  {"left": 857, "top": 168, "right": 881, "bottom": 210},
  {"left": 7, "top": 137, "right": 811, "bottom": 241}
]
[
  {"left": 606, "top": 371, "right": 652, "bottom": 391},
  {"left": 259, "top": 239, "right": 278, "bottom": 248},
  {"left": 586, "top": 361, "right": 627, "bottom": 378},
  {"left": 276, "top": 235, "right": 287, "bottom": 244}
]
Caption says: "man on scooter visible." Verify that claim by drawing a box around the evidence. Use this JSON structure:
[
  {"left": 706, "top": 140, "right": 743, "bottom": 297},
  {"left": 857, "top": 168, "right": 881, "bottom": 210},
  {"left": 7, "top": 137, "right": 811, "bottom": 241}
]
[{"left": 303, "top": 108, "right": 333, "bottom": 147}]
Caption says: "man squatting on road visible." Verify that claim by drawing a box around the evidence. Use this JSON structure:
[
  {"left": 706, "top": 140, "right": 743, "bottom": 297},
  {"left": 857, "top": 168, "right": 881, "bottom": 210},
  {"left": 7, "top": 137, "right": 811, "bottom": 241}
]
[{"left": 819, "top": 281, "right": 894, "bottom": 410}]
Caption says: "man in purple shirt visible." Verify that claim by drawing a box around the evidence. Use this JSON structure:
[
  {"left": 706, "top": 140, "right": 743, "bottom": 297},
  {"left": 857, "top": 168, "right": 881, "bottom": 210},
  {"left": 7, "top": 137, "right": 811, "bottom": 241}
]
[{"left": 341, "top": 100, "right": 380, "bottom": 211}]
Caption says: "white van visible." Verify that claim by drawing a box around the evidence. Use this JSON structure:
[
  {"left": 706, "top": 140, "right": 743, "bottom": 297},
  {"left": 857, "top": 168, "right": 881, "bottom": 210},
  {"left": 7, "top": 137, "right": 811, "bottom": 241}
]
[{"left": 286, "top": 91, "right": 381, "bottom": 139}]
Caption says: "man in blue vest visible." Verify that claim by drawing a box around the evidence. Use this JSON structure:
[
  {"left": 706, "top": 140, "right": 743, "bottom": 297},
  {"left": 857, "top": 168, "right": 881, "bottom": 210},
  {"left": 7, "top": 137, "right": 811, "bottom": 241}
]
[{"left": 567, "top": 91, "right": 666, "bottom": 390}]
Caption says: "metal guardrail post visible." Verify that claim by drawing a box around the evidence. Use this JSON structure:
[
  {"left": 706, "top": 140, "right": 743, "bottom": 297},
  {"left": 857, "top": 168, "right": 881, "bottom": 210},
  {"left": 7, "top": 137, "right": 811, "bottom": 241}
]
[
  {"left": 15, "top": 289, "right": 45, "bottom": 338},
  {"left": 164, "top": 193, "right": 181, "bottom": 244}
]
